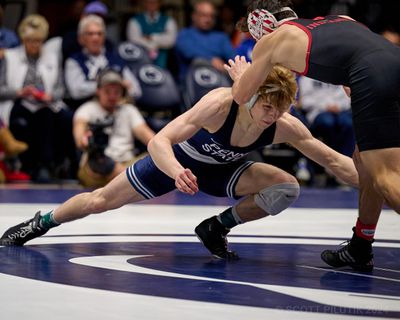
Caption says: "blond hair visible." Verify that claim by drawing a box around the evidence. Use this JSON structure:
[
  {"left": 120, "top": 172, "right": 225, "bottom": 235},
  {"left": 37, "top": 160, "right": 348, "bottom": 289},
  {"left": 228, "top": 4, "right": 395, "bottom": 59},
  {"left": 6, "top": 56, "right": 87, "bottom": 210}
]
[
  {"left": 18, "top": 14, "right": 49, "bottom": 40},
  {"left": 257, "top": 65, "right": 297, "bottom": 112}
]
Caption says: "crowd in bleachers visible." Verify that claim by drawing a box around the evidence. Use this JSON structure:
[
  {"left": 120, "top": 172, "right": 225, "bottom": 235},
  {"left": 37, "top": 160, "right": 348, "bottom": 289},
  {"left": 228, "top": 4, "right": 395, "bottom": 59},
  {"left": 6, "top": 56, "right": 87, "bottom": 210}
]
[{"left": 0, "top": 0, "right": 398, "bottom": 187}]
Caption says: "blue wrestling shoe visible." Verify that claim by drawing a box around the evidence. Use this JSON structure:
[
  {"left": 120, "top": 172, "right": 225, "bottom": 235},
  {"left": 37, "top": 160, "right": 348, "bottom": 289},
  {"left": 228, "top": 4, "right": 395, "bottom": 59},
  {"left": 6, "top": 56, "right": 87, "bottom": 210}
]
[
  {"left": 0, "top": 211, "right": 48, "bottom": 246},
  {"left": 321, "top": 228, "right": 374, "bottom": 272},
  {"left": 195, "top": 216, "right": 239, "bottom": 260}
]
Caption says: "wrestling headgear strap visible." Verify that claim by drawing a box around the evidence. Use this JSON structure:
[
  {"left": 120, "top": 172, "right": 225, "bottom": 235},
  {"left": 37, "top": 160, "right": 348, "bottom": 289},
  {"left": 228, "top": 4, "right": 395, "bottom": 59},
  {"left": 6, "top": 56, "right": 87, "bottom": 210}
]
[
  {"left": 245, "top": 84, "right": 281, "bottom": 111},
  {"left": 247, "top": 7, "right": 298, "bottom": 40}
]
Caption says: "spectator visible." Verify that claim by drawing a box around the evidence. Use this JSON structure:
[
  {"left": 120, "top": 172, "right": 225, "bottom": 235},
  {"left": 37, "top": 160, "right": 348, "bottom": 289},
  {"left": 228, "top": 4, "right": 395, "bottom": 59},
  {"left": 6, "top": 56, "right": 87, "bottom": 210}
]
[
  {"left": 73, "top": 69, "right": 154, "bottom": 188},
  {"left": 298, "top": 76, "right": 355, "bottom": 186},
  {"left": 0, "top": 5, "right": 19, "bottom": 59},
  {"left": 44, "top": 0, "right": 115, "bottom": 68},
  {"left": 126, "top": 0, "right": 177, "bottom": 69},
  {"left": 84, "top": 1, "right": 120, "bottom": 42},
  {"left": 175, "top": 0, "right": 235, "bottom": 82},
  {"left": 235, "top": 32, "right": 256, "bottom": 62},
  {"left": 0, "top": 14, "right": 76, "bottom": 182},
  {"left": 64, "top": 15, "right": 142, "bottom": 109}
]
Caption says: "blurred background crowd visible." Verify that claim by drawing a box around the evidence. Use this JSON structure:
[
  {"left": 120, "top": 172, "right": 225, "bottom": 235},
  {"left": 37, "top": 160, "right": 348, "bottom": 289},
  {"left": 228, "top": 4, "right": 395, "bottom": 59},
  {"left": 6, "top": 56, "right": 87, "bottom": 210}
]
[{"left": 0, "top": 0, "right": 398, "bottom": 188}]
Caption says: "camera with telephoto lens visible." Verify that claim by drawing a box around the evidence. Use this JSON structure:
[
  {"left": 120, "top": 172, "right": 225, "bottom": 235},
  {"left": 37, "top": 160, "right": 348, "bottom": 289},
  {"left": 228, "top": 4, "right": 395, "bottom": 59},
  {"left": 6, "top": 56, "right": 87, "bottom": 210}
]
[{"left": 87, "top": 117, "right": 115, "bottom": 175}]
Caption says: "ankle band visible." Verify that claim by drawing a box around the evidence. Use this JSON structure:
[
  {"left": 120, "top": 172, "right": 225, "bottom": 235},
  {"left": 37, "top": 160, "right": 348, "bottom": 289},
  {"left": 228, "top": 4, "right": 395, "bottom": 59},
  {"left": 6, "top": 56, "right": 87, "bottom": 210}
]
[
  {"left": 40, "top": 211, "right": 60, "bottom": 229},
  {"left": 217, "top": 206, "right": 242, "bottom": 229},
  {"left": 355, "top": 218, "right": 376, "bottom": 240}
]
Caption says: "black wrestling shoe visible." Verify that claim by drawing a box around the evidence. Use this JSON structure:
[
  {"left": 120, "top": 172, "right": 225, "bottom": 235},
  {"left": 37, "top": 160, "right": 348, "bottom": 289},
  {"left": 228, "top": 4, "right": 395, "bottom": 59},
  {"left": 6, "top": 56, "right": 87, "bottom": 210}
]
[
  {"left": 0, "top": 211, "right": 48, "bottom": 246},
  {"left": 321, "top": 228, "right": 374, "bottom": 272},
  {"left": 195, "top": 216, "right": 239, "bottom": 260}
]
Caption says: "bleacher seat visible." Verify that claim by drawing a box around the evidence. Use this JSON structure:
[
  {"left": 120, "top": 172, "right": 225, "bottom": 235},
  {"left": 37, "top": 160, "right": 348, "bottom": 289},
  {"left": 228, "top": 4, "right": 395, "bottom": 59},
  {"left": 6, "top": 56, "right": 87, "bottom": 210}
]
[
  {"left": 183, "top": 59, "right": 232, "bottom": 109},
  {"left": 118, "top": 41, "right": 181, "bottom": 132},
  {"left": 117, "top": 41, "right": 152, "bottom": 71}
]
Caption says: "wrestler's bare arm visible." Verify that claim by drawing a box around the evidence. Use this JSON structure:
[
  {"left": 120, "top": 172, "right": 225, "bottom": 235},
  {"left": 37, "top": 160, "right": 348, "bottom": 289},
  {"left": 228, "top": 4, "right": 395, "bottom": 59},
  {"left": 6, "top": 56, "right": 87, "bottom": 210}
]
[
  {"left": 275, "top": 113, "right": 359, "bottom": 187},
  {"left": 148, "top": 88, "right": 231, "bottom": 181},
  {"left": 230, "top": 25, "right": 305, "bottom": 105},
  {"left": 230, "top": 34, "right": 277, "bottom": 105}
]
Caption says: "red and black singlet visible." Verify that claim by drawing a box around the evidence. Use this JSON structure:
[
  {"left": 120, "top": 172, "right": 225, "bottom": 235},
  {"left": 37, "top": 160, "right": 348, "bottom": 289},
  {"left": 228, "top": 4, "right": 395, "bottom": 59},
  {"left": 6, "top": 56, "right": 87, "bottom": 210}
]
[{"left": 284, "top": 15, "right": 400, "bottom": 86}]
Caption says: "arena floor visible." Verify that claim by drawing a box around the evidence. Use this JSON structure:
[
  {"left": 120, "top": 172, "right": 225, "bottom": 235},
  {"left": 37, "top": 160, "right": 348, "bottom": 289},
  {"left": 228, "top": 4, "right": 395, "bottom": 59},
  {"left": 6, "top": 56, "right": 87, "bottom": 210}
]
[{"left": 0, "top": 185, "right": 399, "bottom": 319}]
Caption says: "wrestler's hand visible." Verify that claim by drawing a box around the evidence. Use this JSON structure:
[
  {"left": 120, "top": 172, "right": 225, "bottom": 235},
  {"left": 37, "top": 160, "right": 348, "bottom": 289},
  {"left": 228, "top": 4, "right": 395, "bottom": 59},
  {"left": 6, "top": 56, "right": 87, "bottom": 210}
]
[
  {"left": 175, "top": 168, "right": 199, "bottom": 195},
  {"left": 224, "top": 55, "right": 251, "bottom": 82}
]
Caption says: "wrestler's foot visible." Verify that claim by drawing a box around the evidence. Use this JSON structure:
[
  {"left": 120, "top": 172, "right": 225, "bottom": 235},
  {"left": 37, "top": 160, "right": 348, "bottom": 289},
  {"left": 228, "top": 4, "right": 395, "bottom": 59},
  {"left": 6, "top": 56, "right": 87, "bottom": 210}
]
[
  {"left": 321, "top": 228, "right": 373, "bottom": 272},
  {"left": 195, "top": 216, "right": 239, "bottom": 260},
  {"left": 0, "top": 211, "right": 48, "bottom": 246}
]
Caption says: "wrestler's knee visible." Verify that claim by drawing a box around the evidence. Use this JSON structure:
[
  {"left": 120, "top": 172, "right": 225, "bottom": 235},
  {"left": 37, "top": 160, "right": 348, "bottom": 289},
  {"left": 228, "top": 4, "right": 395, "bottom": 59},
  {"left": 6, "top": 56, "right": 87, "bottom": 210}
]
[
  {"left": 254, "top": 181, "right": 300, "bottom": 216},
  {"left": 273, "top": 171, "right": 298, "bottom": 185}
]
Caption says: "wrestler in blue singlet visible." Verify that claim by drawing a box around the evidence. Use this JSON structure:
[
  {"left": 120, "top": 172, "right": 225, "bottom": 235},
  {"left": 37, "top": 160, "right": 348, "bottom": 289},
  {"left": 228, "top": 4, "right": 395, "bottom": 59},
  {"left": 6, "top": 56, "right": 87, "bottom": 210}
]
[{"left": 126, "top": 101, "right": 276, "bottom": 199}]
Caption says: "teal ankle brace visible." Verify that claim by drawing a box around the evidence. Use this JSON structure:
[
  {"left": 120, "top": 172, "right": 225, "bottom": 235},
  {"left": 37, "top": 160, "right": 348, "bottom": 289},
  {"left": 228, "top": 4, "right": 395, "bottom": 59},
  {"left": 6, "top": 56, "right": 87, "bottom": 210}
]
[{"left": 40, "top": 211, "right": 60, "bottom": 229}]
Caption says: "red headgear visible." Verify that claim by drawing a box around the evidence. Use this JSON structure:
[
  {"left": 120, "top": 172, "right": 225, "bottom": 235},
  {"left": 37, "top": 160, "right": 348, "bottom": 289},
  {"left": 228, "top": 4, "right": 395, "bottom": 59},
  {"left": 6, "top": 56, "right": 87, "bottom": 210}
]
[{"left": 247, "top": 7, "right": 297, "bottom": 40}]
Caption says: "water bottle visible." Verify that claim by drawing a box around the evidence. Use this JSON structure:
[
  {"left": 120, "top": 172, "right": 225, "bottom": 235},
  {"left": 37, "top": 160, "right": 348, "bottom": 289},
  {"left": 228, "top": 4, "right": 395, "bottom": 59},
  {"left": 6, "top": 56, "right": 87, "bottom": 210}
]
[{"left": 296, "top": 158, "right": 311, "bottom": 182}]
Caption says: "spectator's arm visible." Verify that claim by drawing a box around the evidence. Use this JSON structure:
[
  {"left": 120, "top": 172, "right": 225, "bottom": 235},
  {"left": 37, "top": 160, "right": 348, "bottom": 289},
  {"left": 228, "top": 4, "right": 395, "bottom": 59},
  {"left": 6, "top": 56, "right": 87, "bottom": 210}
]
[
  {"left": 297, "top": 77, "right": 315, "bottom": 112},
  {"left": 0, "top": 86, "right": 17, "bottom": 100},
  {"left": 132, "top": 123, "right": 155, "bottom": 145},
  {"left": 126, "top": 18, "right": 141, "bottom": 42},
  {"left": 0, "top": 59, "right": 19, "bottom": 101},
  {"left": 333, "top": 87, "right": 351, "bottom": 112},
  {"left": 50, "top": 66, "right": 65, "bottom": 101},
  {"left": 73, "top": 117, "right": 90, "bottom": 150},
  {"left": 128, "top": 105, "right": 155, "bottom": 144},
  {"left": 150, "top": 18, "right": 178, "bottom": 49},
  {"left": 126, "top": 18, "right": 154, "bottom": 50},
  {"left": 65, "top": 58, "right": 96, "bottom": 99},
  {"left": 122, "top": 66, "right": 142, "bottom": 99},
  {"left": 211, "top": 57, "right": 227, "bottom": 72}
]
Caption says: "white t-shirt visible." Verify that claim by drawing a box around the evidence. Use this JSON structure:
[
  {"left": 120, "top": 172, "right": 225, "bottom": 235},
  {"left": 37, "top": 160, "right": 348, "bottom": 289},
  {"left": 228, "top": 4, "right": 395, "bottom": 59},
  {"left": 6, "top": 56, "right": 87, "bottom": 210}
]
[
  {"left": 74, "top": 100, "right": 146, "bottom": 162},
  {"left": 298, "top": 76, "right": 351, "bottom": 123}
]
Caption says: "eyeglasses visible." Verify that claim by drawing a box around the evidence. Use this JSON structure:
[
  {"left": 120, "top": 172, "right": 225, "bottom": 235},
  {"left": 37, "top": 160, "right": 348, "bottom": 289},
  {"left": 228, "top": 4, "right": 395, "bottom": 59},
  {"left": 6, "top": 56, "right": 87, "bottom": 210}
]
[{"left": 84, "top": 31, "right": 104, "bottom": 37}]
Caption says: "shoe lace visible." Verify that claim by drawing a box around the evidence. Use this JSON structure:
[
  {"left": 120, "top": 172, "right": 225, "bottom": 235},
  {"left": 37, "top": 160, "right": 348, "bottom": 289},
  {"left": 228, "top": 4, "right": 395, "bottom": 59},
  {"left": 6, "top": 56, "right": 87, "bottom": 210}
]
[
  {"left": 215, "top": 233, "right": 228, "bottom": 251},
  {"left": 7, "top": 216, "right": 42, "bottom": 240},
  {"left": 337, "top": 240, "right": 350, "bottom": 251},
  {"left": 334, "top": 240, "right": 354, "bottom": 261},
  {"left": 7, "top": 225, "right": 33, "bottom": 240}
]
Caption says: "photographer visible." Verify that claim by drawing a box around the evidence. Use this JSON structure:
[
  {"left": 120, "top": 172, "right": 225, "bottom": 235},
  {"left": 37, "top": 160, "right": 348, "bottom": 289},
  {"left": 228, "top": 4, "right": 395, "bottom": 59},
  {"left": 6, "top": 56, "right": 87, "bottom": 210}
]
[{"left": 73, "top": 69, "right": 155, "bottom": 188}]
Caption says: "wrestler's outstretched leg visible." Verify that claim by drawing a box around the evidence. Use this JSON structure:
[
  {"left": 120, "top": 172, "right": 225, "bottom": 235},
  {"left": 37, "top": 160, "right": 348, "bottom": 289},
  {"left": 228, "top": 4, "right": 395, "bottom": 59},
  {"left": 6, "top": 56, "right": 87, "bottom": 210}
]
[{"left": 0, "top": 172, "right": 145, "bottom": 246}]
